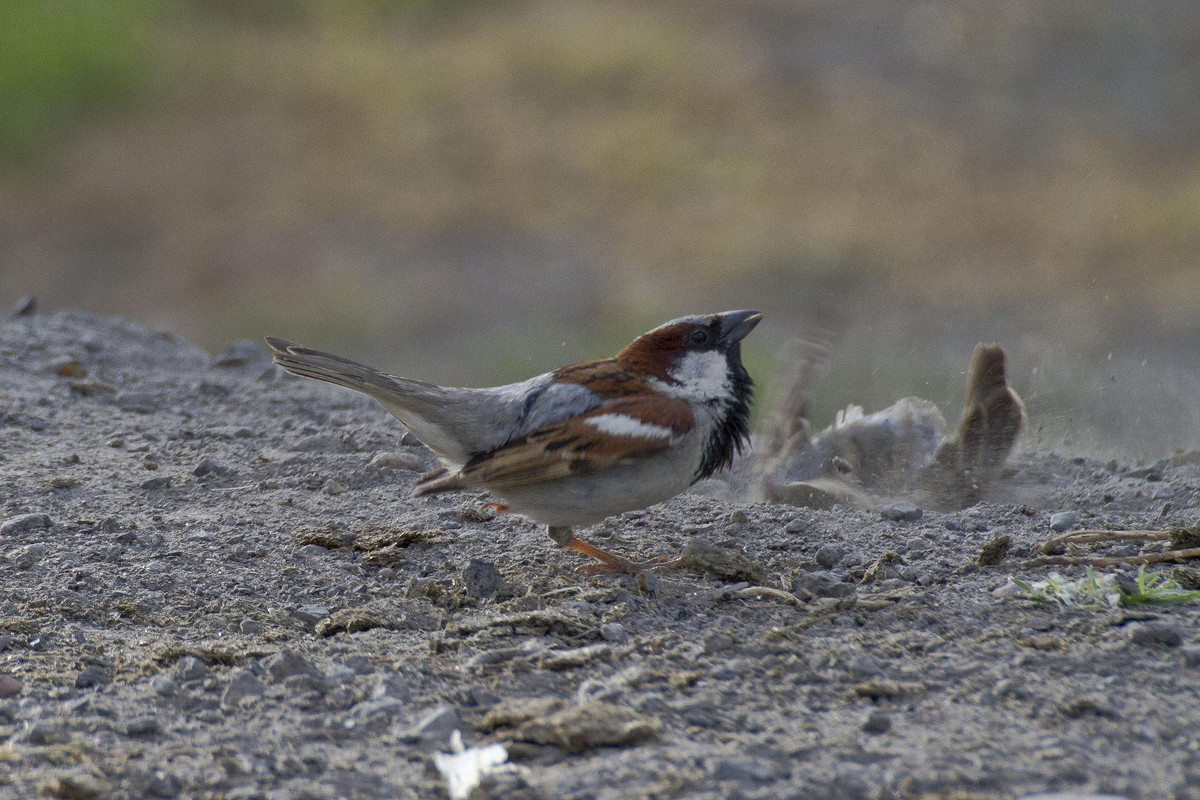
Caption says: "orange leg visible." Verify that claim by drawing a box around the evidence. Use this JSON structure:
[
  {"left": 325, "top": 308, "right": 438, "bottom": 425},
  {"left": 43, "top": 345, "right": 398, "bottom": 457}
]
[{"left": 547, "top": 526, "right": 683, "bottom": 576}]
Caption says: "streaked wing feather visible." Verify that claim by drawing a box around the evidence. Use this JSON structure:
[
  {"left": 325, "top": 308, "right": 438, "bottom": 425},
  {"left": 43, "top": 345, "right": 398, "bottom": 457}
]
[{"left": 452, "top": 396, "right": 695, "bottom": 490}]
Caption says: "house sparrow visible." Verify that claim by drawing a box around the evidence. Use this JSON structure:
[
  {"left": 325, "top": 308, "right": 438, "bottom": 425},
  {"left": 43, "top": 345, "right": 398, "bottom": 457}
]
[{"left": 266, "top": 310, "right": 761, "bottom": 574}]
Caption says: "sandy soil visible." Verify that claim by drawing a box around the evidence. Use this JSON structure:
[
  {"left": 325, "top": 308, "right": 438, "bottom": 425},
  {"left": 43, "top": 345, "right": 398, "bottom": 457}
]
[{"left": 2, "top": 309, "right": 1199, "bottom": 800}]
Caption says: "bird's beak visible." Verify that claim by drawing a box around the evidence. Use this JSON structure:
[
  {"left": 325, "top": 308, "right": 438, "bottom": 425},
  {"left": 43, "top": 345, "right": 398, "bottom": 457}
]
[{"left": 718, "top": 310, "right": 763, "bottom": 344}]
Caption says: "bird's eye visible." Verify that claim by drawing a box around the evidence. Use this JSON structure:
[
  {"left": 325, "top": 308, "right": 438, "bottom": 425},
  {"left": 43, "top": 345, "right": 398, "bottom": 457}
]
[{"left": 689, "top": 329, "right": 710, "bottom": 346}]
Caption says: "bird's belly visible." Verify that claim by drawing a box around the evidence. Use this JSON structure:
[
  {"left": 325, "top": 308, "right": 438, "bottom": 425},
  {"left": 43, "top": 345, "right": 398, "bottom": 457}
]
[{"left": 493, "top": 446, "right": 700, "bottom": 528}]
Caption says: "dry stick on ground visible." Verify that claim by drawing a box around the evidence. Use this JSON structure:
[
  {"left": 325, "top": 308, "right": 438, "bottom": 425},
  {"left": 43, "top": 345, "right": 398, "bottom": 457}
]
[
  {"left": 1027, "top": 526, "right": 1200, "bottom": 567},
  {"left": 1030, "top": 547, "right": 1200, "bottom": 568}
]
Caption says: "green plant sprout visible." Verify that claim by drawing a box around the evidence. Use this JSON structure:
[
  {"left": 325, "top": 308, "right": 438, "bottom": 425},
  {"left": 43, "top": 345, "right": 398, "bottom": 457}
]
[{"left": 1006, "top": 565, "right": 1200, "bottom": 609}]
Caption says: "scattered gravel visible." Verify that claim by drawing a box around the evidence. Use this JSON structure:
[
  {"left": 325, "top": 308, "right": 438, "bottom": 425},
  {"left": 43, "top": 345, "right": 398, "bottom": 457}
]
[{"left": 1, "top": 310, "right": 1198, "bottom": 800}]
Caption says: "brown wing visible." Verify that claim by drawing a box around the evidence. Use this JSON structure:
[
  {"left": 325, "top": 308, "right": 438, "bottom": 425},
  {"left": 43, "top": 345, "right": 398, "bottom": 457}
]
[{"left": 417, "top": 396, "right": 695, "bottom": 493}]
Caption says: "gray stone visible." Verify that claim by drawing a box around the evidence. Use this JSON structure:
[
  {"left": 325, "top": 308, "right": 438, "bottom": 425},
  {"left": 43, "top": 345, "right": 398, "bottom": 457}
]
[
  {"left": 1017, "top": 794, "right": 1131, "bottom": 800},
  {"left": 1049, "top": 512, "right": 1079, "bottom": 533},
  {"left": 0, "top": 674, "right": 21, "bottom": 698},
  {"left": 116, "top": 391, "right": 158, "bottom": 413},
  {"left": 222, "top": 669, "right": 266, "bottom": 707},
  {"left": 27, "top": 722, "right": 69, "bottom": 745},
  {"left": 399, "top": 704, "right": 461, "bottom": 742},
  {"left": 239, "top": 619, "right": 266, "bottom": 636},
  {"left": 13, "top": 542, "right": 48, "bottom": 569},
  {"left": 785, "top": 518, "right": 808, "bottom": 534},
  {"left": 1181, "top": 646, "right": 1200, "bottom": 667},
  {"left": 192, "top": 458, "right": 231, "bottom": 477},
  {"left": 791, "top": 570, "right": 856, "bottom": 598},
  {"left": 1129, "top": 622, "right": 1183, "bottom": 648},
  {"left": 348, "top": 696, "right": 405, "bottom": 726},
  {"left": 266, "top": 650, "right": 319, "bottom": 683},
  {"left": 75, "top": 665, "right": 109, "bottom": 689},
  {"left": 710, "top": 757, "right": 783, "bottom": 783},
  {"left": 322, "top": 479, "right": 347, "bottom": 496},
  {"left": 0, "top": 513, "right": 52, "bottom": 536},
  {"left": 369, "top": 451, "right": 424, "bottom": 471},
  {"left": 847, "top": 653, "right": 883, "bottom": 678},
  {"left": 140, "top": 476, "right": 171, "bottom": 491},
  {"left": 880, "top": 502, "right": 923, "bottom": 522},
  {"left": 150, "top": 674, "right": 178, "bottom": 697},
  {"left": 815, "top": 544, "right": 844, "bottom": 569},
  {"left": 463, "top": 559, "right": 502, "bottom": 599},
  {"left": 172, "top": 656, "right": 209, "bottom": 682},
  {"left": 292, "top": 605, "right": 331, "bottom": 626},
  {"left": 862, "top": 712, "right": 891, "bottom": 734},
  {"left": 703, "top": 632, "right": 735, "bottom": 654},
  {"left": 600, "top": 622, "right": 627, "bottom": 643},
  {"left": 125, "top": 716, "right": 163, "bottom": 737}
]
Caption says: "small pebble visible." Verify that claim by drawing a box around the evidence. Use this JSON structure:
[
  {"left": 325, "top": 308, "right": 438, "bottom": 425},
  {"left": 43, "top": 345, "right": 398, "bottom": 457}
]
[
  {"left": 150, "top": 674, "right": 177, "bottom": 697},
  {"left": 266, "top": 650, "right": 319, "bottom": 683},
  {"left": 140, "top": 477, "right": 171, "bottom": 491},
  {"left": 791, "top": 570, "right": 855, "bottom": 598},
  {"left": 125, "top": 716, "right": 163, "bottom": 737},
  {"left": 370, "top": 451, "right": 424, "bottom": 471},
  {"left": 0, "top": 674, "right": 22, "bottom": 698},
  {"left": 463, "top": 559, "right": 503, "bottom": 599},
  {"left": 815, "top": 544, "right": 844, "bottom": 569},
  {"left": 1, "top": 513, "right": 52, "bottom": 536},
  {"left": 600, "top": 623, "right": 627, "bottom": 643},
  {"left": 52, "top": 357, "right": 87, "bottom": 378},
  {"left": 785, "top": 518, "right": 808, "bottom": 534},
  {"left": 1129, "top": 622, "right": 1183, "bottom": 648},
  {"left": 192, "top": 459, "right": 230, "bottom": 477},
  {"left": 848, "top": 653, "right": 883, "bottom": 678},
  {"left": 703, "top": 632, "right": 735, "bottom": 654},
  {"left": 239, "top": 619, "right": 266, "bottom": 636},
  {"left": 222, "top": 669, "right": 267, "bottom": 707},
  {"left": 171, "top": 656, "right": 209, "bottom": 682},
  {"left": 293, "top": 605, "right": 331, "bottom": 626},
  {"left": 322, "top": 479, "right": 346, "bottom": 496},
  {"left": 40, "top": 773, "right": 104, "bottom": 800},
  {"left": 1049, "top": 512, "right": 1079, "bottom": 533},
  {"left": 880, "top": 501, "right": 923, "bottom": 522},
  {"left": 709, "top": 757, "right": 781, "bottom": 783},
  {"left": 13, "top": 542, "right": 48, "bottom": 569},
  {"left": 862, "top": 712, "right": 892, "bottom": 734},
  {"left": 115, "top": 391, "right": 158, "bottom": 414},
  {"left": 1181, "top": 647, "right": 1200, "bottom": 667},
  {"left": 74, "top": 665, "right": 109, "bottom": 689}
]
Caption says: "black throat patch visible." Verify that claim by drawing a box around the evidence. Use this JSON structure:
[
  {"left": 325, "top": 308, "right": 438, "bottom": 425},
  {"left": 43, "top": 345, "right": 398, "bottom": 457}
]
[{"left": 693, "top": 349, "right": 754, "bottom": 483}]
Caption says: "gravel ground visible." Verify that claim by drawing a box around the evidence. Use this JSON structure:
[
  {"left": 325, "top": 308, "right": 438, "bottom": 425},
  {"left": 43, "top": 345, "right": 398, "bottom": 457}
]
[{"left": 2, "top": 309, "right": 1200, "bottom": 800}]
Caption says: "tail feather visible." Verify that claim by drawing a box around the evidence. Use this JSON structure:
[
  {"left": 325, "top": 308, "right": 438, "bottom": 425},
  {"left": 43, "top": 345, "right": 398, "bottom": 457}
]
[{"left": 264, "top": 337, "right": 438, "bottom": 401}]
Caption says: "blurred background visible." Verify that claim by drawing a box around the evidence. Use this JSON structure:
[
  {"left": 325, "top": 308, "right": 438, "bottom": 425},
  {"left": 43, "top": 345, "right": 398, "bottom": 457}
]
[{"left": 1, "top": 0, "right": 1198, "bottom": 457}]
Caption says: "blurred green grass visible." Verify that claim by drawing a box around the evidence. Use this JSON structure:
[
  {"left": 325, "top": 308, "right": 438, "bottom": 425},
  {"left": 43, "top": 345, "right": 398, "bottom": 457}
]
[{"left": 0, "top": 0, "right": 158, "bottom": 164}]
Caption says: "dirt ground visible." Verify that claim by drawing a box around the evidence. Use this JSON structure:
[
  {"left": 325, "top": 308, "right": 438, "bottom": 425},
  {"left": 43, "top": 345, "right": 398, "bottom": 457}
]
[{"left": 2, "top": 309, "right": 1200, "bottom": 800}]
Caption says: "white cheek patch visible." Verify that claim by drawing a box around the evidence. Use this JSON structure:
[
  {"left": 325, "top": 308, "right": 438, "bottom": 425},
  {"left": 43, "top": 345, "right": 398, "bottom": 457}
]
[
  {"left": 656, "top": 350, "right": 731, "bottom": 400},
  {"left": 583, "top": 414, "right": 675, "bottom": 440}
]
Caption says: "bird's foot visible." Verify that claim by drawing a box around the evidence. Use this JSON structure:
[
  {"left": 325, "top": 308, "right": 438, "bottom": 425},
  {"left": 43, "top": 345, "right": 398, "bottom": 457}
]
[{"left": 562, "top": 534, "right": 682, "bottom": 576}]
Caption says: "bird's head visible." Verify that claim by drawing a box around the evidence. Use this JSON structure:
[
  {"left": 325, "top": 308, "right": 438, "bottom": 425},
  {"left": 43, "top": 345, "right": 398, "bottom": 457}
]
[{"left": 617, "top": 310, "right": 762, "bottom": 403}]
